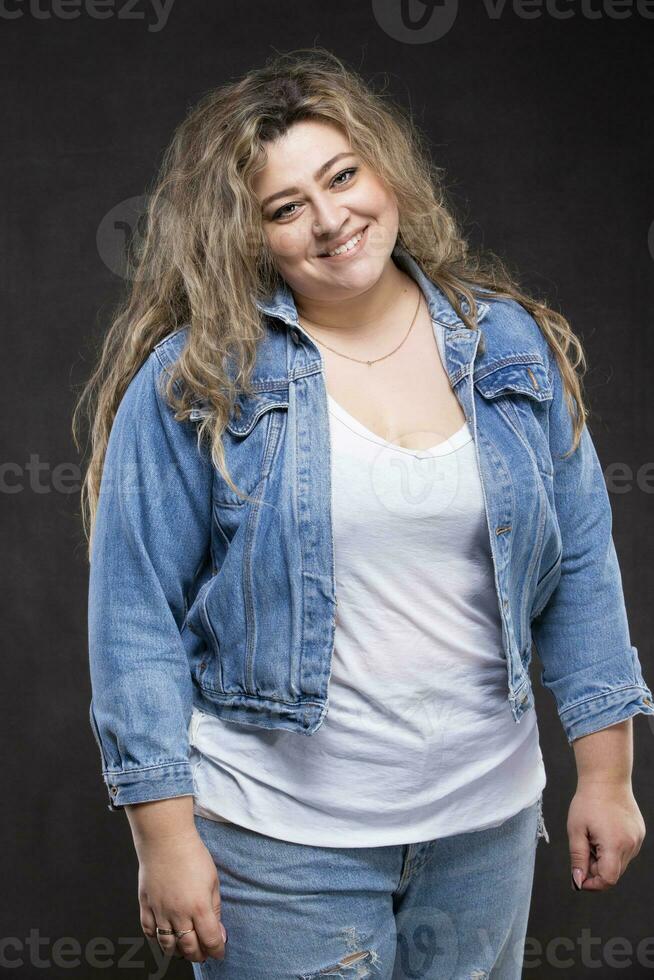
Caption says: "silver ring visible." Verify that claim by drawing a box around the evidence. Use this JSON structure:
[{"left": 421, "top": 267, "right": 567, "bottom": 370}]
[{"left": 174, "top": 928, "right": 195, "bottom": 939}]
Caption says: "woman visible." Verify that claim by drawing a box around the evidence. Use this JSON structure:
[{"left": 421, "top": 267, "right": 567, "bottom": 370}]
[{"left": 75, "top": 48, "right": 654, "bottom": 978}]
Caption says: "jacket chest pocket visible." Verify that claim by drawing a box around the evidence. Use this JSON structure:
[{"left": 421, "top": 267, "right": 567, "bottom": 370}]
[
  {"left": 474, "top": 355, "right": 554, "bottom": 480},
  {"left": 190, "top": 388, "right": 290, "bottom": 509}
]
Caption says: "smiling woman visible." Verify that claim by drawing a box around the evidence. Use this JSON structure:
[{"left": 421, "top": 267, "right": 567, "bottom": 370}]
[
  {"left": 258, "top": 138, "right": 397, "bottom": 281},
  {"left": 254, "top": 127, "right": 398, "bottom": 288},
  {"left": 74, "top": 45, "right": 654, "bottom": 979},
  {"left": 250, "top": 117, "right": 478, "bottom": 445}
]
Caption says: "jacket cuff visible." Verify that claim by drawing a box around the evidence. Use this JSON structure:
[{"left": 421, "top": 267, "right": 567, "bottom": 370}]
[
  {"left": 102, "top": 762, "right": 195, "bottom": 811},
  {"left": 561, "top": 686, "right": 654, "bottom": 744}
]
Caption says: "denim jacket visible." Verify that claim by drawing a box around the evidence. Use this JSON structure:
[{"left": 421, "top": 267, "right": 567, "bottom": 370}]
[{"left": 88, "top": 245, "right": 654, "bottom": 810}]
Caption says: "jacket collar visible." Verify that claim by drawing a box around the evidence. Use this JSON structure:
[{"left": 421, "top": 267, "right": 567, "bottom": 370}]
[{"left": 255, "top": 242, "right": 490, "bottom": 331}]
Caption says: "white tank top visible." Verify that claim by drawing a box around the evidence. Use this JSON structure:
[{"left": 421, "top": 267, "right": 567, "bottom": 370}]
[{"left": 188, "top": 361, "right": 546, "bottom": 846}]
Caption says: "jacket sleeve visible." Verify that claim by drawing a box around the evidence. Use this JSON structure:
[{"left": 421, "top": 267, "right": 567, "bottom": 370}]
[
  {"left": 530, "top": 344, "right": 654, "bottom": 743},
  {"left": 87, "top": 347, "right": 214, "bottom": 810}
]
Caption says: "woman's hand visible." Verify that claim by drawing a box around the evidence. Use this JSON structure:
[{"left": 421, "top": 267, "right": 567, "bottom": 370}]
[
  {"left": 567, "top": 781, "right": 646, "bottom": 891},
  {"left": 136, "top": 829, "right": 228, "bottom": 963}
]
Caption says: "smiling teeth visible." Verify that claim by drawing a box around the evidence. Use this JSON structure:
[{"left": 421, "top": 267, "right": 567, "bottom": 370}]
[{"left": 327, "top": 229, "right": 364, "bottom": 256}]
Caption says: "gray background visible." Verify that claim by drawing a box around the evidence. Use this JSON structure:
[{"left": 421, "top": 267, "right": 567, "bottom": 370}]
[{"left": 3, "top": 1, "right": 653, "bottom": 976}]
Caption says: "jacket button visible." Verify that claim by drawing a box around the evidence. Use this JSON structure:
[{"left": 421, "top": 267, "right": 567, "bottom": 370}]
[
  {"left": 644, "top": 698, "right": 652, "bottom": 706},
  {"left": 290, "top": 329, "right": 300, "bottom": 344},
  {"left": 110, "top": 786, "right": 118, "bottom": 795}
]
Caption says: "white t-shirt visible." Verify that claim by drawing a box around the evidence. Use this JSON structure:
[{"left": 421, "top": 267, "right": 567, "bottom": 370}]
[{"left": 188, "top": 334, "right": 546, "bottom": 846}]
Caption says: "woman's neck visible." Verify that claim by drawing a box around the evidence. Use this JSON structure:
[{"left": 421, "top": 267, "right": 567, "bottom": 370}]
[{"left": 293, "top": 258, "right": 417, "bottom": 344}]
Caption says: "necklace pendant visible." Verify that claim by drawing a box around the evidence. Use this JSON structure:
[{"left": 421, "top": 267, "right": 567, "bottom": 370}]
[{"left": 367, "top": 360, "right": 372, "bottom": 367}]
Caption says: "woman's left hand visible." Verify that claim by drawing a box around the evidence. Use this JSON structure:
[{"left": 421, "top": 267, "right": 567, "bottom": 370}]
[{"left": 567, "top": 782, "right": 646, "bottom": 891}]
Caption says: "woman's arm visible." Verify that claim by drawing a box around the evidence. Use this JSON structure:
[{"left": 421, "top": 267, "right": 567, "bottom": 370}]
[
  {"left": 88, "top": 343, "right": 228, "bottom": 964},
  {"left": 572, "top": 717, "right": 633, "bottom": 786},
  {"left": 530, "top": 343, "right": 654, "bottom": 742},
  {"left": 568, "top": 718, "right": 646, "bottom": 892},
  {"left": 125, "top": 796, "right": 198, "bottom": 847},
  {"left": 87, "top": 341, "right": 214, "bottom": 814},
  {"left": 530, "top": 340, "right": 651, "bottom": 890}
]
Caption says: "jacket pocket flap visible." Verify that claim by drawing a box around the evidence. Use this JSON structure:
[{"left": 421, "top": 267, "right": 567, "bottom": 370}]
[
  {"left": 188, "top": 390, "right": 290, "bottom": 433},
  {"left": 225, "top": 389, "right": 290, "bottom": 436},
  {"left": 474, "top": 356, "right": 552, "bottom": 402}
]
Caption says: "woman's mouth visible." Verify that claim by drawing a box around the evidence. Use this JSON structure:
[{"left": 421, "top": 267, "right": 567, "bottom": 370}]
[{"left": 318, "top": 225, "right": 369, "bottom": 261}]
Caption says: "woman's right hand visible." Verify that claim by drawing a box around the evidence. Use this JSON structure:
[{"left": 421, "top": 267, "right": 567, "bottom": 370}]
[{"left": 136, "top": 829, "right": 228, "bottom": 964}]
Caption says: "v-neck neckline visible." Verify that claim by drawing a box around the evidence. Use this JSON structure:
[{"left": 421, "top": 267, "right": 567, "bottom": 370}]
[{"left": 327, "top": 393, "right": 471, "bottom": 459}]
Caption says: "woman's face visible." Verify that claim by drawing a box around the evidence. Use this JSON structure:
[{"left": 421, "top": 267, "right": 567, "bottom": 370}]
[{"left": 252, "top": 119, "right": 399, "bottom": 302}]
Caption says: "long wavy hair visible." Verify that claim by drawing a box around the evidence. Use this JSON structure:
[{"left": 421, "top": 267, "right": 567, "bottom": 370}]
[{"left": 73, "top": 46, "right": 588, "bottom": 557}]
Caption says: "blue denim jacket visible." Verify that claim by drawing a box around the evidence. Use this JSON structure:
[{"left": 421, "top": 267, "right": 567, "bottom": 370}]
[{"left": 88, "top": 245, "right": 654, "bottom": 810}]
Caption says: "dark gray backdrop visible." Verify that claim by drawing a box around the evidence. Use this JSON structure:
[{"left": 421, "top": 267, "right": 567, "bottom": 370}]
[{"left": 3, "top": 1, "right": 653, "bottom": 977}]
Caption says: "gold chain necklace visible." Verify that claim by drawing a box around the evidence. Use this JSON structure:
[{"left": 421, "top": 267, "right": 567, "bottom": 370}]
[{"left": 297, "top": 287, "right": 422, "bottom": 367}]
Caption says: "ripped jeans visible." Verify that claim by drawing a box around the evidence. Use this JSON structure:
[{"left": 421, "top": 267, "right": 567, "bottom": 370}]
[{"left": 191, "top": 793, "right": 549, "bottom": 980}]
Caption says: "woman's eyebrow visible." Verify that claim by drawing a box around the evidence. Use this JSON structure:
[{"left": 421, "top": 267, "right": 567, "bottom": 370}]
[{"left": 260, "top": 152, "right": 356, "bottom": 209}]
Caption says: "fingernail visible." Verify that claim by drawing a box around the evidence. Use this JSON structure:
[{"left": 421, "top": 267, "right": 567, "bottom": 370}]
[
  {"left": 572, "top": 868, "right": 584, "bottom": 890},
  {"left": 220, "top": 924, "right": 228, "bottom": 943}
]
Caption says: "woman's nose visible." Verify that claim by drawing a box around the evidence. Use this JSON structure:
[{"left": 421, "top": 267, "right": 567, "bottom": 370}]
[{"left": 312, "top": 200, "right": 348, "bottom": 237}]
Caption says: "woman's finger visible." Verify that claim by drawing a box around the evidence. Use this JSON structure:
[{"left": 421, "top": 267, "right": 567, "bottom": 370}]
[
  {"left": 580, "top": 848, "right": 624, "bottom": 890},
  {"left": 173, "top": 923, "right": 208, "bottom": 963},
  {"left": 153, "top": 921, "right": 179, "bottom": 956},
  {"left": 139, "top": 903, "right": 157, "bottom": 940},
  {"left": 194, "top": 903, "right": 227, "bottom": 961}
]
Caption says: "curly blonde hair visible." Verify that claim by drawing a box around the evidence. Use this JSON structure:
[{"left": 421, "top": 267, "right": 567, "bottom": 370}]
[{"left": 73, "top": 46, "right": 588, "bottom": 557}]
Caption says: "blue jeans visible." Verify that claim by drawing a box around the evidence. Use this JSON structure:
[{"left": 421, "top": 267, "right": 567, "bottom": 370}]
[{"left": 191, "top": 794, "right": 548, "bottom": 979}]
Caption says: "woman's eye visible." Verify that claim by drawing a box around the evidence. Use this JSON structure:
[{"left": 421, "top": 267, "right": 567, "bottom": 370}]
[
  {"left": 332, "top": 167, "right": 358, "bottom": 186},
  {"left": 271, "top": 168, "right": 358, "bottom": 221},
  {"left": 272, "top": 202, "right": 299, "bottom": 220}
]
